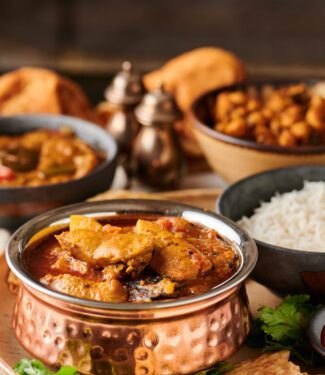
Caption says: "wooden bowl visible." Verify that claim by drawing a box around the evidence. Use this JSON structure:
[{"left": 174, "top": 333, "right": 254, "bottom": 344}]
[{"left": 189, "top": 81, "right": 325, "bottom": 183}]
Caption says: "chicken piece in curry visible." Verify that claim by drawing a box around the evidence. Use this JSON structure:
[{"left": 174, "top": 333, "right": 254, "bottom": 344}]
[
  {"left": 0, "top": 127, "right": 105, "bottom": 187},
  {"left": 23, "top": 214, "right": 240, "bottom": 303}
]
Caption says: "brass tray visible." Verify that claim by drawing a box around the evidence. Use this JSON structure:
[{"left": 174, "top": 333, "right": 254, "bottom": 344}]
[{"left": 0, "top": 189, "right": 320, "bottom": 374}]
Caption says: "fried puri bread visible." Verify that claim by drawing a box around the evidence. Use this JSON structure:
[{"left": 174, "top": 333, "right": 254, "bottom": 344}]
[
  {"left": 0, "top": 67, "right": 101, "bottom": 124},
  {"left": 143, "top": 47, "right": 247, "bottom": 156},
  {"left": 226, "top": 350, "right": 308, "bottom": 375}
]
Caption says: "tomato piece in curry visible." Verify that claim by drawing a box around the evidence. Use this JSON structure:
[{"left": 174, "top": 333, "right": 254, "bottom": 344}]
[{"left": 23, "top": 214, "right": 240, "bottom": 303}]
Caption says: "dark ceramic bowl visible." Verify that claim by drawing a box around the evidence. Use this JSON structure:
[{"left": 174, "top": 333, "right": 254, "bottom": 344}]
[
  {"left": 309, "top": 306, "right": 325, "bottom": 358},
  {"left": 0, "top": 114, "right": 117, "bottom": 230},
  {"left": 217, "top": 165, "right": 325, "bottom": 295},
  {"left": 189, "top": 80, "right": 325, "bottom": 183}
]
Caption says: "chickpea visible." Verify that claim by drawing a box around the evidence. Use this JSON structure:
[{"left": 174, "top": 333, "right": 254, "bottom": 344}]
[
  {"left": 286, "top": 83, "right": 307, "bottom": 97},
  {"left": 254, "top": 124, "right": 276, "bottom": 145},
  {"left": 280, "top": 105, "right": 302, "bottom": 127},
  {"left": 279, "top": 129, "right": 297, "bottom": 147},
  {"left": 230, "top": 106, "right": 247, "bottom": 119},
  {"left": 228, "top": 91, "right": 247, "bottom": 105},
  {"left": 224, "top": 118, "right": 248, "bottom": 137},
  {"left": 215, "top": 122, "right": 227, "bottom": 132},
  {"left": 246, "top": 98, "right": 262, "bottom": 112},
  {"left": 266, "top": 93, "right": 287, "bottom": 112},
  {"left": 215, "top": 93, "right": 233, "bottom": 120},
  {"left": 290, "top": 122, "right": 310, "bottom": 142},
  {"left": 306, "top": 108, "right": 324, "bottom": 131},
  {"left": 269, "top": 119, "right": 281, "bottom": 135},
  {"left": 261, "top": 107, "right": 274, "bottom": 121},
  {"left": 310, "top": 95, "right": 325, "bottom": 109},
  {"left": 247, "top": 111, "right": 265, "bottom": 127}
]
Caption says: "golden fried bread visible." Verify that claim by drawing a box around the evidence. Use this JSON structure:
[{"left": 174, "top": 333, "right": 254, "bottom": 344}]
[
  {"left": 0, "top": 67, "right": 101, "bottom": 124},
  {"left": 144, "top": 47, "right": 247, "bottom": 156},
  {"left": 226, "top": 350, "right": 306, "bottom": 375},
  {"left": 144, "top": 47, "right": 247, "bottom": 112}
]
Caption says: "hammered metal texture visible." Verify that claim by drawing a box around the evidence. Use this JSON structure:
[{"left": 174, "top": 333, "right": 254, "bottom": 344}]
[{"left": 13, "top": 283, "right": 250, "bottom": 375}]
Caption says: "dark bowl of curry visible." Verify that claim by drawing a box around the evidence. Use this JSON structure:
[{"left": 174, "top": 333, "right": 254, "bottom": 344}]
[
  {"left": 6, "top": 199, "right": 257, "bottom": 374},
  {"left": 0, "top": 114, "right": 117, "bottom": 230}
]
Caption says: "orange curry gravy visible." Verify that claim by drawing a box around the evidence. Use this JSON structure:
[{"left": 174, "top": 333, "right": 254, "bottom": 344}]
[{"left": 23, "top": 214, "right": 241, "bottom": 303}]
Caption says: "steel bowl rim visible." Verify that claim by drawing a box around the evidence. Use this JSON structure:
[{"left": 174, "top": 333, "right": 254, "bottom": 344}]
[
  {"left": 0, "top": 114, "right": 118, "bottom": 192},
  {"left": 217, "top": 164, "right": 325, "bottom": 256},
  {"left": 189, "top": 79, "right": 325, "bottom": 155},
  {"left": 6, "top": 198, "right": 258, "bottom": 312}
]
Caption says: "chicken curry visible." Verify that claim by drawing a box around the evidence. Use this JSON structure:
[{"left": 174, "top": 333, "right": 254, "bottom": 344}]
[
  {"left": 23, "top": 214, "right": 240, "bottom": 303},
  {"left": 0, "top": 127, "right": 105, "bottom": 187}
]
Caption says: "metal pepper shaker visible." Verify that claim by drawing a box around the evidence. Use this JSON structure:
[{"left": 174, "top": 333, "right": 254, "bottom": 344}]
[
  {"left": 104, "top": 61, "right": 145, "bottom": 154},
  {"left": 133, "top": 83, "right": 186, "bottom": 189}
]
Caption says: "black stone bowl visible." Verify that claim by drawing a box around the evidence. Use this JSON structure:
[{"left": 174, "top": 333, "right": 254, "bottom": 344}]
[
  {"left": 0, "top": 114, "right": 117, "bottom": 230},
  {"left": 217, "top": 165, "right": 325, "bottom": 295}
]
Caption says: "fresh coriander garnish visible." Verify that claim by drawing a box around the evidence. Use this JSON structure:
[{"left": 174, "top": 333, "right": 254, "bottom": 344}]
[
  {"left": 13, "top": 359, "right": 79, "bottom": 375},
  {"left": 246, "top": 294, "right": 323, "bottom": 366}
]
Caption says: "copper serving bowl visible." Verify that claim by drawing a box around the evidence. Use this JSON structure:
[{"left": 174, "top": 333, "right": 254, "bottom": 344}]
[{"left": 6, "top": 200, "right": 257, "bottom": 375}]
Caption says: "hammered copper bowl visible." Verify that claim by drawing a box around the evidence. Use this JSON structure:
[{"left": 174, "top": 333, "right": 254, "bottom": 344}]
[
  {"left": 189, "top": 80, "right": 325, "bottom": 183},
  {"left": 6, "top": 199, "right": 257, "bottom": 375},
  {"left": 0, "top": 114, "right": 117, "bottom": 230}
]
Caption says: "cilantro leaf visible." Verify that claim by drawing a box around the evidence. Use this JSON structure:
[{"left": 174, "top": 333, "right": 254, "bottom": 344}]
[
  {"left": 55, "top": 366, "right": 79, "bottom": 375},
  {"left": 13, "top": 359, "right": 78, "bottom": 375},
  {"left": 246, "top": 294, "right": 323, "bottom": 366},
  {"left": 13, "top": 359, "right": 53, "bottom": 375}
]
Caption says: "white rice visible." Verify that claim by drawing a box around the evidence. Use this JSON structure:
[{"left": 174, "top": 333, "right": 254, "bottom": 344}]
[{"left": 237, "top": 181, "right": 325, "bottom": 252}]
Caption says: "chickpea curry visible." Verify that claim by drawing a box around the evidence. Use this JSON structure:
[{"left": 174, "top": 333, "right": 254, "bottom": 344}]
[
  {"left": 23, "top": 214, "right": 240, "bottom": 303},
  {"left": 0, "top": 127, "right": 105, "bottom": 187},
  {"left": 214, "top": 83, "right": 325, "bottom": 147}
]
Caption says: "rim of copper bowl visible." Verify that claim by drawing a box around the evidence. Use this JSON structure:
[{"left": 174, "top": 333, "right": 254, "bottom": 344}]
[
  {"left": 6, "top": 199, "right": 257, "bottom": 311},
  {"left": 189, "top": 79, "right": 325, "bottom": 155},
  {"left": 0, "top": 114, "right": 118, "bottom": 191}
]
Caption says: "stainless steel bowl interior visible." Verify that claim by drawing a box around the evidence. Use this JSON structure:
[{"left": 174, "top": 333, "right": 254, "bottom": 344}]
[{"left": 6, "top": 199, "right": 257, "bottom": 311}]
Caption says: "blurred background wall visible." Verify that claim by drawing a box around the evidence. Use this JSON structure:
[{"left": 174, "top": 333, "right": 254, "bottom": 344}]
[{"left": 1, "top": 0, "right": 325, "bottom": 102}]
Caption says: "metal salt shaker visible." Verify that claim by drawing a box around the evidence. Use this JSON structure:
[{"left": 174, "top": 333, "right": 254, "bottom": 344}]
[
  {"left": 133, "top": 83, "right": 186, "bottom": 189},
  {"left": 104, "top": 61, "right": 145, "bottom": 155}
]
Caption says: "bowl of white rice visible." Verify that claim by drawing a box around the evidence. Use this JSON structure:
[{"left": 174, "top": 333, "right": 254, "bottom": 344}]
[{"left": 217, "top": 165, "right": 325, "bottom": 294}]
